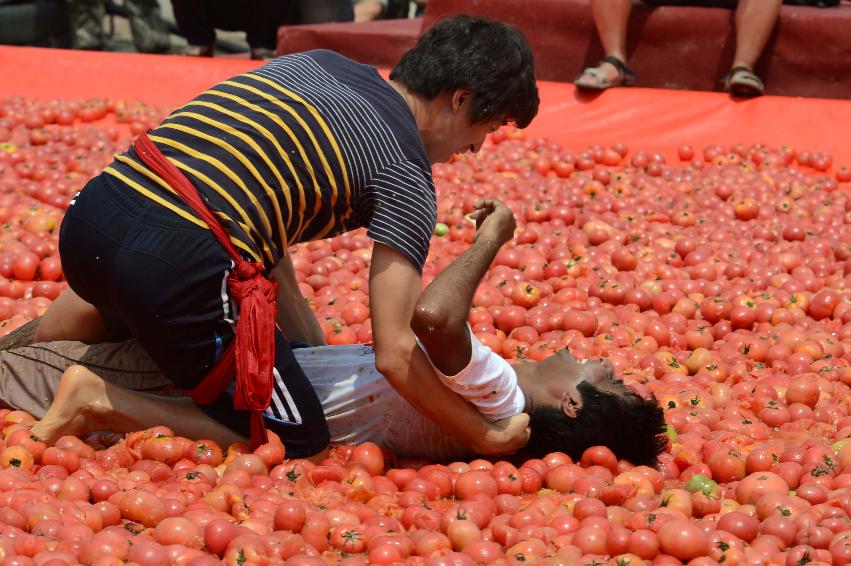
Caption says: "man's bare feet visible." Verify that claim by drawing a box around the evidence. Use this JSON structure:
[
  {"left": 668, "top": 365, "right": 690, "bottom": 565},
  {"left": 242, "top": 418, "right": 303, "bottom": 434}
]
[{"left": 30, "top": 365, "right": 109, "bottom": 445}]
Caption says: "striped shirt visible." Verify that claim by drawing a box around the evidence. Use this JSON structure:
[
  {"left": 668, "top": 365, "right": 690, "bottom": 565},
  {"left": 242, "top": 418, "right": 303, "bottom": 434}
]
[{"left": 105, "top": 50, "right": 436, "bottom": 271}]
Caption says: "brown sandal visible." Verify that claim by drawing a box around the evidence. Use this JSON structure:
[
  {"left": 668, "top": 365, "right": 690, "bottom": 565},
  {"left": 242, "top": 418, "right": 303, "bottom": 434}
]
[
  {"left": 575, "top": 56, "right": 637, "bottom": 91},
  {"left": 722, "top": 66, "right": 765, "bottom": 97}
]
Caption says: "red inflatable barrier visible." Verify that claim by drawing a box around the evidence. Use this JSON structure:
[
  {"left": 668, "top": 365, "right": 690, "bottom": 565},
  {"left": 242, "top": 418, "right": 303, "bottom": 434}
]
[{"left": 2, "top": 46, "right": 850, "bottom": 167}]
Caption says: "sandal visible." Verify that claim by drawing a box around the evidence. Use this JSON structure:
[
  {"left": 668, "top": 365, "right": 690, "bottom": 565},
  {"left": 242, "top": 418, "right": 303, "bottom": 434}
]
[
  {"left": 574, "top": 56, "right": 637, "bottom": 91},
  {"left": 182, "top": 43, "right": 214, "bottom": 57},
  {"left": 722, "top": 66, "right": 765, "bottom": 97}
]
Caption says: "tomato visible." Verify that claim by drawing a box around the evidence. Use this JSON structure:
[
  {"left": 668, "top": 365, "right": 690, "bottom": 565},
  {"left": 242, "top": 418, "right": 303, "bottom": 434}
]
[
  {"left": 12, "top": 252, "right": 39, "bottom": 281},
  {"left": 736, "top": 472, "right": 789, "bottom": 505},
  {"left": 204, "top": 519, "right": 240, "bottom": 557},
  {"left": 657, "top": 520, "right": 709, "bottom": 561},
  {"left": 0, "top": 443, "right": 35, "bottom": 471},
  {"left": 39, "top": 447, "right": 78, "bottom": 473},
  {"left": 139, "top": 434, "right": 184, "bottom": 465},
  {"left": 117, "top": 489, "right": 166, "bottom": 528},
  {"left": 330, "top": 525, "right": 366, "bottom": 553},
  {"left": 349, "top": 442, "right": 384, "bottom": 476},
  {"left": 511, "top": 282, "right": 541, "bottom": 309},
  {"left": 153, "top": 517, "right": 202, "bottom": 548},
  {"left": 188, "top": 439, "right": 223, "bottom": 466},
  {"left": 580, "top": 445, "right": 618, "bottom": 471},
  {"left": 563, "top": 310, "right": 598, "bottom": 337}
]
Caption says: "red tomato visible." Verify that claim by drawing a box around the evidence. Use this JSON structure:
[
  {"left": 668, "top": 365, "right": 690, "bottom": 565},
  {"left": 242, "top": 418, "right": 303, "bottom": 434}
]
[
  {"left": 349, "top": 442, "right": 384, "bottom": 476},
  {"left": 189, "top": 439, "right": 223, "bottom": 466}
]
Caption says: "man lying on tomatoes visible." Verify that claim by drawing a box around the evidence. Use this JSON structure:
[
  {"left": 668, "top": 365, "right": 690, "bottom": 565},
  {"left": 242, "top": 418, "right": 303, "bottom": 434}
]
[{"left": 1, "top": 200, "right": 666, "bottom": 466}]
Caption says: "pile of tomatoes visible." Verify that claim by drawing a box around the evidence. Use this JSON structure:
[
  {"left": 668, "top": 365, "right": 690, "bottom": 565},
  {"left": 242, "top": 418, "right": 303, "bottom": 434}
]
[
  {"left": 0, "top": 95, "right": 166, "bottom": 335},
  {"left": 0, "top": 94, "right": 850, "bottom": 565}
]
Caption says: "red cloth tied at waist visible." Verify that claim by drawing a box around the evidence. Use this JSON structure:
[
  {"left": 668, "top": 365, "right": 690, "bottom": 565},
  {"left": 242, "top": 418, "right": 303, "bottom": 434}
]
[{"left": 134, "top": 133, "right": 277, "bottom": 450}]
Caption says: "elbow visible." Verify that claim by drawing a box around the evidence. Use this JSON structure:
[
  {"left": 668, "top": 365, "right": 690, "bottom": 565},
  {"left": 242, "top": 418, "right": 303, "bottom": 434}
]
[
  {"left": 410, "top": 302, "right": 451, "bottom": 342},
  {"left": 374, "top": 342, "right": 414, "bottom": 381}
]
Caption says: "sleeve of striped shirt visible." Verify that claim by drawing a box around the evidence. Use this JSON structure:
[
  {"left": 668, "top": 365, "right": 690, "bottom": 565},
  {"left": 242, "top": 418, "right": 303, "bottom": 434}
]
[{"left": 365, "top": 160, "right": 436, "bottom": 272}]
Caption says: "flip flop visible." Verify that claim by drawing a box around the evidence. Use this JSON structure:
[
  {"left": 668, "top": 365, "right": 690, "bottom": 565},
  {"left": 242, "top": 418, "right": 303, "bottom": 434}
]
[
  {"left": 574, "top": 56, "right": 637, "bottom": 91},
  {"left": 723, "top": 66, "right": 765, "bottom": 97}
]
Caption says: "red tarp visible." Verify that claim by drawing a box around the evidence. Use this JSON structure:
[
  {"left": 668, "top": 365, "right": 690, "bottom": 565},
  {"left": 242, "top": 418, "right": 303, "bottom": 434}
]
[{"left": 2, "top": 46, "right": 851, "bottom": 168}]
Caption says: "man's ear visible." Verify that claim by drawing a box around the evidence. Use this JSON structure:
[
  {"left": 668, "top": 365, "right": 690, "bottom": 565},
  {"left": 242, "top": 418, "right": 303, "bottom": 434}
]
[
  {"left": 561, "top": 391, "right": 582, "bottom": 418},
  {"left": 451, "top": 88, "right": 472, "bottom": 113}
]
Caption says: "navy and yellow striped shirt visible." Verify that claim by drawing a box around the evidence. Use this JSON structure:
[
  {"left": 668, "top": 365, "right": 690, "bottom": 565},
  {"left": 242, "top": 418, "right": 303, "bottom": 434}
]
[{"left": 106, "top": 50, "right": 437, "bottom": 271}]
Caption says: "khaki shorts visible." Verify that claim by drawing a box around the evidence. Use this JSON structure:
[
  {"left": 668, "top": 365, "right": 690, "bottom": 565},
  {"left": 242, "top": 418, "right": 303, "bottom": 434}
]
[{"left": 0, "top": 340, "right": 175, "bottom": 419}]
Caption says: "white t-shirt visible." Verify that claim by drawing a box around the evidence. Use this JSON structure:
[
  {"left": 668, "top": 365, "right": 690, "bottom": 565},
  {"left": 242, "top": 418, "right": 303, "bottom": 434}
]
[
  {"left": 291, "top": 332, "right": 525, "bottom": 460},
  {"left": 417, "top": 327, "right": 526, "bottom": 422}
]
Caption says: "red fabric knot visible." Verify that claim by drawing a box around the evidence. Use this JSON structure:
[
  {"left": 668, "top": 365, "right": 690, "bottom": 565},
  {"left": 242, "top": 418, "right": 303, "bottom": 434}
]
[
  {"left": 234, "top": 261, "right": 263, "bottom": 281},
  {"left": 133, "top": 133, "right": 278, "bottom": 451}
]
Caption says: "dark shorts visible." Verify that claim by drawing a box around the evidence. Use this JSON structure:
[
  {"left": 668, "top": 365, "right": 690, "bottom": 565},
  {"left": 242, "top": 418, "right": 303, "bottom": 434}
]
[{"left": 58, "top": 173, "right": 329, "bottom": 456}]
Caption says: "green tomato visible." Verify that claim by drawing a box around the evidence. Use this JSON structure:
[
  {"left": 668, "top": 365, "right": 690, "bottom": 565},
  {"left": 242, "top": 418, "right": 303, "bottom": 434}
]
[
  {"left": 433, "top": 222, "right": 449, "bottom": 237},
  {"left": 831, "top": 438, "right": 850, "bottom": 455},
  {"left": 665, "top": 424, "right": 678, "bottom": 443},
  {"left": 685, "top": 473, "right": 718, "bottom": 497}
]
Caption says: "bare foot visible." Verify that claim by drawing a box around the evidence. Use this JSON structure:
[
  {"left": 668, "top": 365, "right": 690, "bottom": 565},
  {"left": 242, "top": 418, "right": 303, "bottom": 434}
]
[{"left": 31, "top": 365, "right": 110, "bottom": 445}]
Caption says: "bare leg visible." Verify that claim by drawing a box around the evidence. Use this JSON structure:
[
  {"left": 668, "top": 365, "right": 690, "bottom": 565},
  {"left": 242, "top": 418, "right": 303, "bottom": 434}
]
[
  {"left": 33, "top": 289, "right": 111, "bottom": 344},
  {"left": 732, "top": 0, "right": 782, "bottom": 71},
  {"left": 575, "top": 0, "right": 632, "bottom": 88},
  {"left": 0, "top": 317, "right": 40, "bottom": 351},
  {"left": 31, "top": 365, "right": 244, "bottom": 446},
  {"left": 354, "top": 0, "right": 384, "bottom": 22}
]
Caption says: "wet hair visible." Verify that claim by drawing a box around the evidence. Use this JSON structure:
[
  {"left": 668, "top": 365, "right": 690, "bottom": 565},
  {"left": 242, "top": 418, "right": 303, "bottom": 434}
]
[
  {"left": 525, "top": 381, "right": 668, "bottom": 468},
  {"left": 389, "top": 14, "right": 539, "bottom": 128}
]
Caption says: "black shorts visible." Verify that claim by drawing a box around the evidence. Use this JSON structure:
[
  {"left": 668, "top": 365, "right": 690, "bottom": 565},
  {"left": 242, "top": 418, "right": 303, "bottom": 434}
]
[{"left": 59, "top": 173, "right": 329, "bottom": 456}]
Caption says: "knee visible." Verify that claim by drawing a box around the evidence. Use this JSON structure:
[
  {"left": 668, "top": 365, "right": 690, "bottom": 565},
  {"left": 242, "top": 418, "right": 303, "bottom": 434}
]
[{"left": 61, "top": 364, "right": 96, "bottom": 386}]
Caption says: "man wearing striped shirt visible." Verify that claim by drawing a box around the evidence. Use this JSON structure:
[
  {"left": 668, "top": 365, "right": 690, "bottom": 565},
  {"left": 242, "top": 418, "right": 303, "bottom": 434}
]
[{"left": 33, "top": 15, "right": 540, "bottom": 457}]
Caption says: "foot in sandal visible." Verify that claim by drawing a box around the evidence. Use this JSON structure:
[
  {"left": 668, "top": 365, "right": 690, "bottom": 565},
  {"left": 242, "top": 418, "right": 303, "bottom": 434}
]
[
  {"left": 574, "top": 55, "right": 636, "bottom": 91},
  {"left": 723, "top": 66, "right": 765, "bottom": 97}
]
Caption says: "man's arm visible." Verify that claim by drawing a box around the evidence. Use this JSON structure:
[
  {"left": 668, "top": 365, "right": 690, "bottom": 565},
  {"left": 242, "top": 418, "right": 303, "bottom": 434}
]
[
  {"left": 369, "top": 242, "right": 528, "bottom": 456},
  {"left": 411, "top": 199, "right": 516, "bottom": 375},
  {"left": 271, "top": 253, "right": 327, "bottom": 347}
]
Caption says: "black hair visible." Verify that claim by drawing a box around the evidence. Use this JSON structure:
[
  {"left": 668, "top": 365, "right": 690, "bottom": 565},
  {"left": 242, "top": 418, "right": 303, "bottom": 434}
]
[
  {"left": 389, "top": 14, "right": 539, "bottom": 128},
  {"left": 525, "top": 382, "right": 668, "bottom": 468}
]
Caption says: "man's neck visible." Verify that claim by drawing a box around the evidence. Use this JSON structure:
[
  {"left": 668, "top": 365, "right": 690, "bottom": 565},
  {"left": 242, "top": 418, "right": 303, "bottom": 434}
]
[
  {"left": 512, "top": 361, "right": 537, "bottom": 413},
  {"left": 389, "top": 80, "right": 427, "bottom": 130}
]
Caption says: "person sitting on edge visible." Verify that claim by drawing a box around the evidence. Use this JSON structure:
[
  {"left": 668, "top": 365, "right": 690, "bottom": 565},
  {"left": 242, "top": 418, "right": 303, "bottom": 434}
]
[
  {"left": 574, "top": 0, "right": 782, "bottom": 97},
  {"left": 2, "top": 200, "right": 667, "bottom": 466}
]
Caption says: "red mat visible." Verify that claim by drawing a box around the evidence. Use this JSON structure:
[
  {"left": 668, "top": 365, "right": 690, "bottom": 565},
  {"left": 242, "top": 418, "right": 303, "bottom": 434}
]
[{"left": 3, "top": 46, "right": 851, "bottom": 168}]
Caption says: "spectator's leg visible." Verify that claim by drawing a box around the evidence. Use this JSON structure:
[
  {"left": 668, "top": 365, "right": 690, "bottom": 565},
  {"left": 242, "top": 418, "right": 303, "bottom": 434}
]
[
  {"left": 296, "top": 0, "right": 354, "bottom": 24},
  {"left": 125, "top": 0, "right": 171, "bottom": 54},
  {"left": 732, "top": 0, "right": 782, "bottom": 71},
  {"left": 723, "top": 0, "right": 781, "bottom": 95},
  {"left": 68, "top": 0, "right": 106, "bottom": 51},
  {"left": 245, "top": 0, "right": 297, "bottom": 59},
  {"left": 575, "top": 0, "right": 633, "bottom": 89},
  {"left": 354, "top": 0, "right": 386, "bottom": 22},
  {"left": 170, "top": 0, "right": 216, "bottom": 56}
]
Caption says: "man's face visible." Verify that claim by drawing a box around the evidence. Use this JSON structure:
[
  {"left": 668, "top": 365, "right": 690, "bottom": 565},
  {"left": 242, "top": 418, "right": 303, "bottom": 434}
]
[
  {"left": 430, "top": 89, "right": 501, "bottom": 163},
  {"left": 527, "top": 350, "right": 633, "bottom": 417}
]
